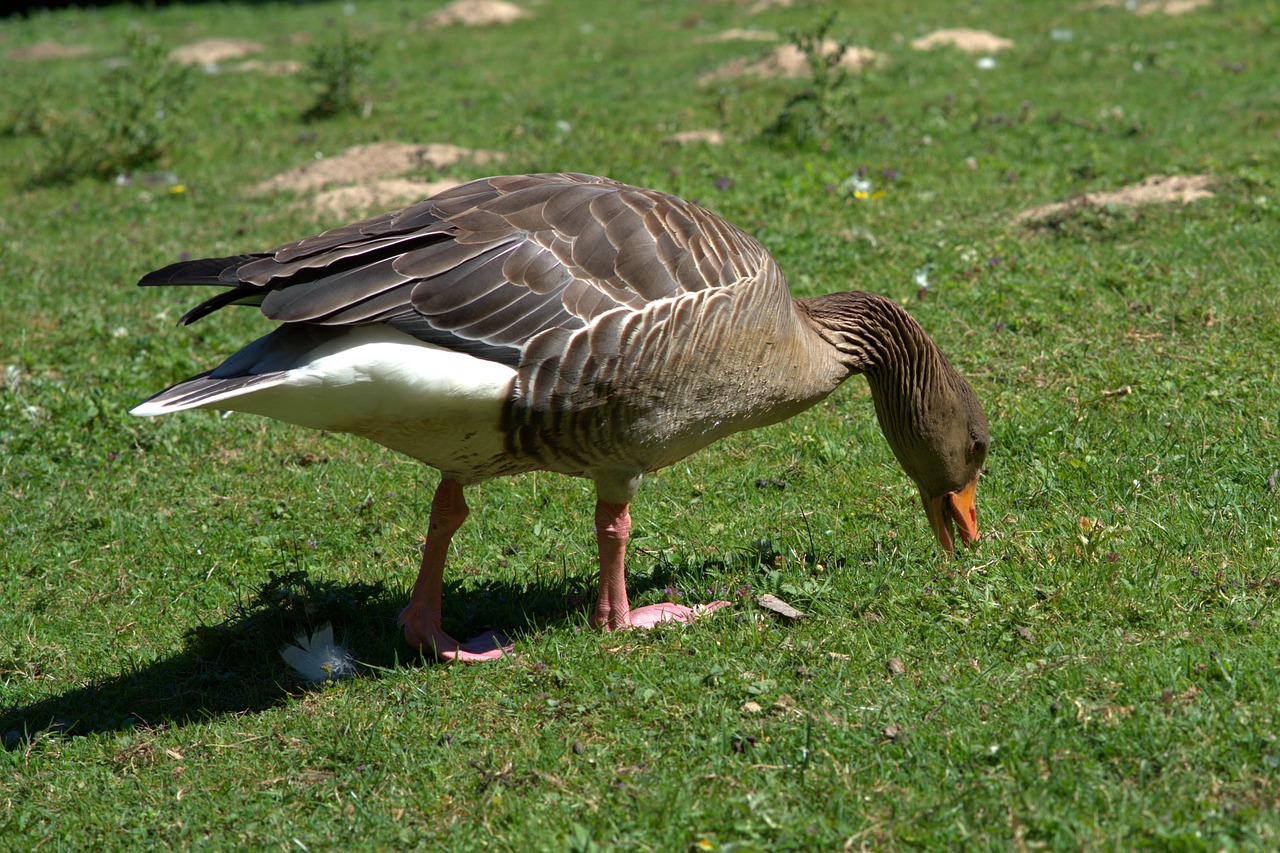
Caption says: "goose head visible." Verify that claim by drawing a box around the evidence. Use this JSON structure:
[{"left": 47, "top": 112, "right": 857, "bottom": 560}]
[
  {"left": 800, "top": 291, "right": 990, "bottom": 552},
  {"left": 890, "top": 380, "right": 989, "bottom": 552}
]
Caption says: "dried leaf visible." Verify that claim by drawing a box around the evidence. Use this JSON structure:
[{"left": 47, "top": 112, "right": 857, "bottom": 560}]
[{"left": 756, "top": 593, "right": 806, "bottom": 621}]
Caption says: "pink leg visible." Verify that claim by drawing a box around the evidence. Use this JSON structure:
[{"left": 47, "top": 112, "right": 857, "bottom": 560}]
[
  {"left": 589, "top": 499, "right": 729, "bottom": 631},
  {"left": 399, "top": 479, "right": 511, "bottom": 662}
]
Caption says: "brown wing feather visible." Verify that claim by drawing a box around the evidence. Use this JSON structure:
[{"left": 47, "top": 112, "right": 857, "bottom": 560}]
[{"left": 138, "top": 173, "right": 778, "bottom": 365}]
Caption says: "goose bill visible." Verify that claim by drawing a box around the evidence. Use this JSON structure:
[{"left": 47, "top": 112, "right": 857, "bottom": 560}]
[{"left": 922, "top": 477, "right": 979, "bottom": 552}]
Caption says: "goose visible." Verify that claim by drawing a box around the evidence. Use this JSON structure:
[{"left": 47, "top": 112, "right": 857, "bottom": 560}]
[{"left": 132, "top": 172, "right": 989, "bottom": 662}]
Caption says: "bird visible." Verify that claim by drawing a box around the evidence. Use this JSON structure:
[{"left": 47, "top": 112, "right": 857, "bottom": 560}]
[{"left": 131, "top": 172, "right": 989, "bottom": 662}]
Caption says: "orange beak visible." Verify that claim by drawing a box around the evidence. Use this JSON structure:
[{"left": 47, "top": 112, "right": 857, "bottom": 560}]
[{"left": 921, "top": 476, "right": 980, "bottom": 552}]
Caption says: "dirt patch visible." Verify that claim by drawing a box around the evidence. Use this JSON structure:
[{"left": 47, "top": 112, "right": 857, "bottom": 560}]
[
  {"left": 310, "top": 179, "right": 463, "bottom": 219},
  {"left": 1015, "top": 175, "right": 1214, "bottom": 225},
  {"left": 233, "top": 59, "right": 303, "bottom": 76},
  {"left": 662, "top": 129, "right": 725, "bottom": 145},
  {"left": 7, "top": 41, "right": 92, "bottom": 61},
  {"left": 169, "top": 38, "right": 263, "bottom": 66},
  {"left": 249, "top": 142, "right": 503, "bottom": 196},
  {"left": 694, "top": 28, "right": 777, "bottom": 44},
  {"left": 700, "top": 41, "right": 885, "bottom": 85},
  {"left": 416, "top": 0, "right": 530, "bottom": 28},
  {"left": 911, "top": 29, "right": 1014, "bottom": 53},
  {"left": 1079, "top": 0, "right": 1212, "bottom": 15}
]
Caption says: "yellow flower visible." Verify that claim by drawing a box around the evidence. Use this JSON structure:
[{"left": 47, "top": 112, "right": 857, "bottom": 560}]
[{"left": 170, "top": 184, "right": 186, "bottom": 194}]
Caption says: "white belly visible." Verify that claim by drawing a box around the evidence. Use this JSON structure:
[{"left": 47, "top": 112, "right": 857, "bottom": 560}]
[{"left": 150, "top": 325, "right": 519, "bottom": 479}]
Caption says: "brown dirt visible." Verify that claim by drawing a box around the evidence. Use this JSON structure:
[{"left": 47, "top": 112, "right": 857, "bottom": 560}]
[
  {"left": 911, "top": 29, "right": 1015, "bottom": 53},
  {"left": 1079, "top": 0, "right": 1212, "bottom": 15},
  {"left": 1014, "top": 175, "right": 1214, "bottom": 225},
  {"left": 232, "top": 59, "right": 303, "bottom": 76},
  {"left": 415, "top": 0, "right": 530, "bottom": 28},
  {"left": 699, "top": 41, "right": 886, "bottom": 85},
  {"left": 249, "top": 142, "right": 504, "bottom": 196},
  {"left": 310, "top": 179, "right": 463, "bottom": 219},
  {"left": 662, "top": 129, "right": 726, "bottom": 145},
  {"left": 7, "top": 41, "right": 92, "bottom": 61},
  {"left": 694, "top": 28, "right": 778, "bottom": 44},
  {"left": 168, "top": 38, "right": 263, "bottom": 66}
]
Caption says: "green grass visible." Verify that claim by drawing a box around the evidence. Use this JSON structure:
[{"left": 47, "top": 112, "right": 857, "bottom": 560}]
[{"left": 2, "top": 0, "right": 1279, "bottom": 848}]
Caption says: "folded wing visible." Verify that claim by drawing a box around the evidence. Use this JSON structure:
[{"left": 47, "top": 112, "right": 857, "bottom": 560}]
[{"left": 139, "top": 173, "right": 775, "bottom": 367}]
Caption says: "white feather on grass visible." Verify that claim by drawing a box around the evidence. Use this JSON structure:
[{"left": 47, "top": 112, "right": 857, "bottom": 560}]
[{"left": 279, "top": 623, "right": 357, "bottom": 682}]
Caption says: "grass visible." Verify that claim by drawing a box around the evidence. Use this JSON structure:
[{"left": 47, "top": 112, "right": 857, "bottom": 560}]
[{"left": 2, "top": 0, "right": 1279, "bottom": 848}]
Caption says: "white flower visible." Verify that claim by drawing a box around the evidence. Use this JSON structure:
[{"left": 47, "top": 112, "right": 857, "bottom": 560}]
[
  {"left": 840, "top": 175, "right": 873, "bottom": 198},
  {"left": 976, "top": 57, "right": 997, "bottom": 70},
  {"left": 279, "top": 623, "right": 357, "bottom": 682}
]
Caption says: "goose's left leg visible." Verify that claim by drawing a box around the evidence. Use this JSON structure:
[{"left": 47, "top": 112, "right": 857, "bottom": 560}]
[
  {"left": 400, "top": 478, "right": 511, "bottom": 662},
  {"left": 589, "top": 499, "right": 729, "bottom": 630}
]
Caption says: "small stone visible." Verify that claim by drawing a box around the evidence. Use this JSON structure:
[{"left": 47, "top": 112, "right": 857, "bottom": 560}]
[
  {"left": 882, "top": 724, "right": 904, "bottom": 742},
  {"left": 742, "top": 700, "right": 763, "bottom": 714},
  {"left": 886, "top": 657, "right": 906, "bottom": 677}
]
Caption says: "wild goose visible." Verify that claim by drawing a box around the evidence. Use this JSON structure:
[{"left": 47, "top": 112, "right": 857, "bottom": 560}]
[{"left": 132, "top": 172, "right": 989, "bottom": 662}]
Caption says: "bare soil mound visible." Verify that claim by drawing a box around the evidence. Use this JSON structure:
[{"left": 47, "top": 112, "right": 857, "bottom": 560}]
[
  {"left": 911, "top": 29, "right": 1014, "bottom": 53},
  {"left": 233, "top": 59, "right": 303, "bottom": 76},
  {"left": 700, "top": 41, "right": 885, "bottom": 85},
  {"left": 662, "top": 129, "right": 725, "bottom": 145},
  {"left": 416, "top": 0, "right": 530, "bottom": 28},
  {"left": 1015, "top": 175, "right": 1214, "bottom": 225},
  {"left": 1079, "top": 0, "right": 1212, "bottom": 15},
  {"left": 311, "top": 179, "right": 463, "bottom": 219},
  {"left": 7, "top": 41, "right": 92, "bottom": 61},
  {"left": 249, "top": 142, "right": 503, "bottom": 196},
  {"left": 169, "top": 38, "right": 263, "bottom": 66},
  {"left": 694, "top": 29, "right": 778, "bottom": 44}
]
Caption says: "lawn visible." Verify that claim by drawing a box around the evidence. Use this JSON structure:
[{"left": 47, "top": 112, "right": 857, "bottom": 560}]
[{"left": 2, "top": 0, "right": 1278, "bottom": 849}]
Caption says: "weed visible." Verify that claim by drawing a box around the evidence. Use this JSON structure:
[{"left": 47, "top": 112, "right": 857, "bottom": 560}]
[
  {"left": 0, "top": 83, "right": 56, "bottom": 139},
  {"left": 763, "top": 13, "right": 861, "bottom": 150},
  {"left": 302, "top": 30, "right": 376, "bottom": 120},
  {"left": 30, "top": 31, "right": 192, "bottom": 185},
  {"left": 92, "top": 32, "right": 193, "bottom": 177}
]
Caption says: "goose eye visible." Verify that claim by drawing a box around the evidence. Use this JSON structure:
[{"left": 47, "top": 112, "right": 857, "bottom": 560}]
[{"left": 969, "top": 439, "right": 986, "bottom": 459}]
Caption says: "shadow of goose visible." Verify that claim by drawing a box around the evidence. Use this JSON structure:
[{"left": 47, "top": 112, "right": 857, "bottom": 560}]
[
  {"left": 2, "top": 539, "right": 794, "bottom": 749},
  {"left": 0, "top": 568, "right": 590, "bottom": 750}
]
